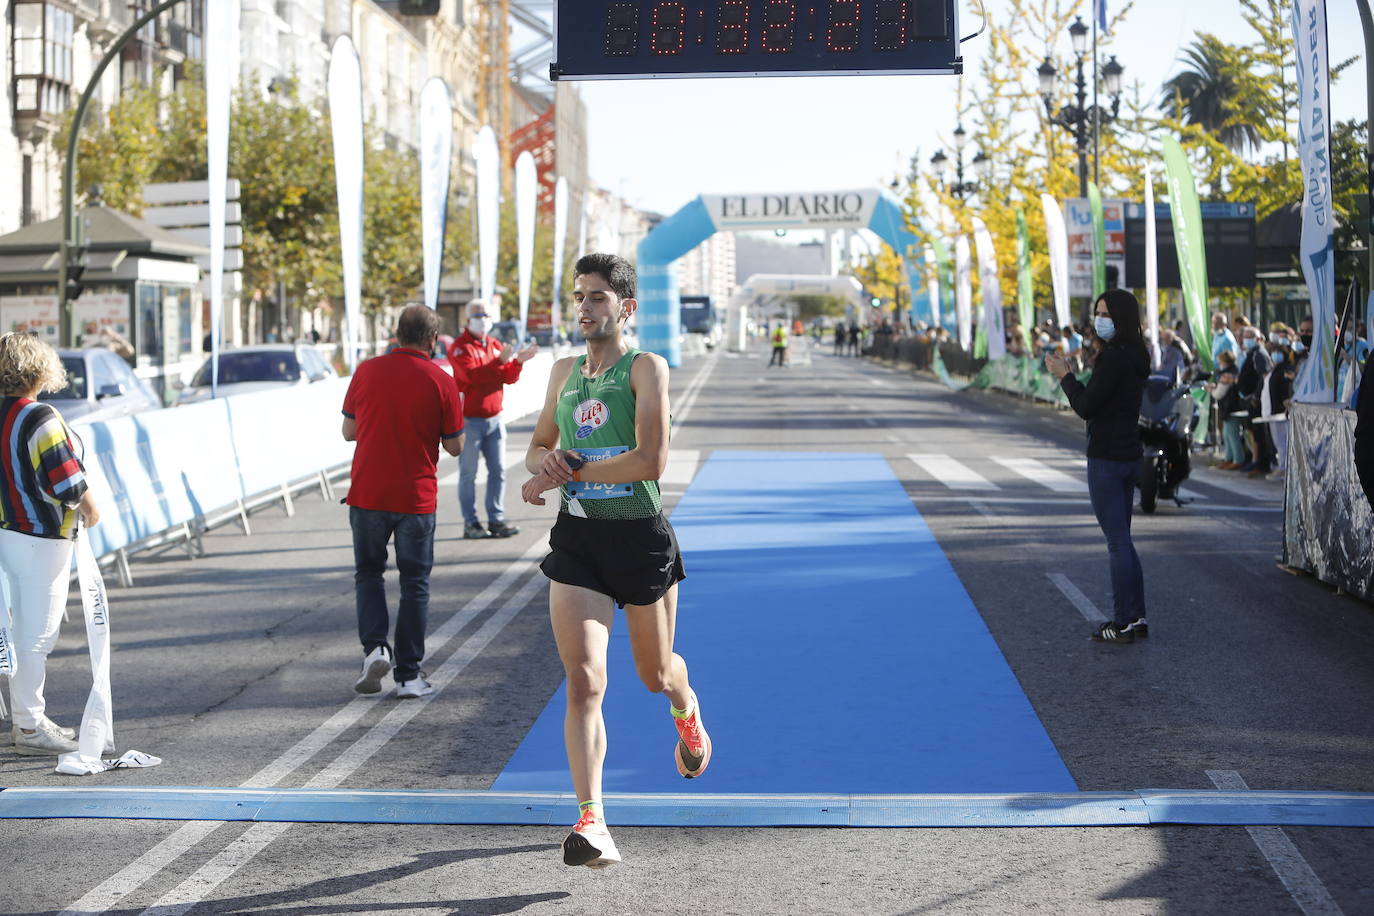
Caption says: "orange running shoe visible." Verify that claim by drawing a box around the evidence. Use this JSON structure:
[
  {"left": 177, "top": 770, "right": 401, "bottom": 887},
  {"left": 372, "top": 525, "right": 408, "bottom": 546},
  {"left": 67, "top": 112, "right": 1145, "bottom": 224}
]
[
  {"left": 562, "top": 808, "right": 621, "bottom": 869},
  {"left": 673, "top": 691, "right": 712, "bottom": 779}
]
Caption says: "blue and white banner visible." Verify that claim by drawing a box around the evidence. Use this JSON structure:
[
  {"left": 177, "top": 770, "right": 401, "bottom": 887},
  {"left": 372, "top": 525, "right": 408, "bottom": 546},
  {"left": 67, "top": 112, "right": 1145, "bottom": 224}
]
[
  {"left": 1041, "top": 193, "right": 1071, "bottom": 329},
  {"left": 475, "top": 126, "right": 500, "bottom": 305},
  {"left": 328, "top": 37, "right": 364, "bottom": 371},
  {"left": 514, "top": 151, "right": 537, "bottom": 338},
  {"left": 972, "top": 218, "right": 1005, "bottom": 360},
  {"left": 205, "top": 0, "right": 238, "bottom": 395},
  {"left": 955, "top": 234, "right": 972, "bottom": 352},
  {"left": 1291, "top": 0, "right": 1336, "bottom": 402},
  {"left": 419, "top": 78, "right": 452, "bottom": 311},
  {"left": 552, "top": 176, "right": 569, "bottom": 335}
]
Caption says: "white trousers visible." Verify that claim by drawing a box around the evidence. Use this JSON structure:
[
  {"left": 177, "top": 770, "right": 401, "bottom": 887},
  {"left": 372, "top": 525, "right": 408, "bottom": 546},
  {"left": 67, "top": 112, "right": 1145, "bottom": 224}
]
[{"left": 0, "top": 527, "right": 74, "bottom": 729}]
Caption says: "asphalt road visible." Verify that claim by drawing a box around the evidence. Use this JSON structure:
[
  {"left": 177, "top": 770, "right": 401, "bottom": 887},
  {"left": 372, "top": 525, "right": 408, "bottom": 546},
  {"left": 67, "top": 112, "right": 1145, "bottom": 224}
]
[{"left": 3, "top": 339, "right": 1372, "bottom": 916}]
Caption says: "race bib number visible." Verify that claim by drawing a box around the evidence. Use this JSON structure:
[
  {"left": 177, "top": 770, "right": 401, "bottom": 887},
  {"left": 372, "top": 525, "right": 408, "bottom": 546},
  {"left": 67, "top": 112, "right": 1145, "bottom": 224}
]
[{"left": 566, "top": 446, "right": 633, "bottom": 499}]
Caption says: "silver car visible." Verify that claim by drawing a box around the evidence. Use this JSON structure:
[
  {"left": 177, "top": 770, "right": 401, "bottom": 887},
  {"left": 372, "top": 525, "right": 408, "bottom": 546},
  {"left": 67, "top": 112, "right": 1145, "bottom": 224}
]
[
  {"left": 41, "top": 348, "right": 161, "bottom": 423},
  {"left": 178, "top": 344, "right": 336, "bottom": 404}
]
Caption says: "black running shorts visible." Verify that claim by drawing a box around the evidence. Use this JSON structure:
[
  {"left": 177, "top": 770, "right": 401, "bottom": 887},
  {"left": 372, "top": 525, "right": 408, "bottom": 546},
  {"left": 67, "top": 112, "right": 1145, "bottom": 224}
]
[{"left": 540, "top": 512, "right": 686, "bottom": 609}]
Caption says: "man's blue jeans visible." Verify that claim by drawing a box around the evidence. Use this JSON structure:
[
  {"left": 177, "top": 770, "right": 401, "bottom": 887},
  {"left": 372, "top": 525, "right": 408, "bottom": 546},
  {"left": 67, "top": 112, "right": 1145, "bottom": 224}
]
[
  {"left": 458, "top": 414, "right": 507, "bottom": 526},
  {"left": 1086, "top": 457, "right": 1146, "bottom": 626},
  {"left": 350, "top": 507, "right": 435, "bottom": 682}
]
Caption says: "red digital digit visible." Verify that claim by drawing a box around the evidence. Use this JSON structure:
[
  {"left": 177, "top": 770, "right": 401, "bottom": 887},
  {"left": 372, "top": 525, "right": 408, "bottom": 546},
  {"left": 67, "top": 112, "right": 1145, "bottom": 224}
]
[
  {"left": 650, "top": 2, "right": 686, "bottom": 55},
  {"left": 826, "top": 0, "right": 861, "bottom": 52},
  {"left": 715, "top": 0, "right": 750, "bottom": 55},
  {"left": 874, "top": 0, "right": 909, "bottom": 51},
  {"left": 762, "top": 1, "right": 797, "bottom": 53}
]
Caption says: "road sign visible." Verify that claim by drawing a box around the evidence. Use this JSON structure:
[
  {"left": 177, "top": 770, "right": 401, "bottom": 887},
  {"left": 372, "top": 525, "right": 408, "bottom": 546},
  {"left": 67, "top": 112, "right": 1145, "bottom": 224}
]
[{"left": 552, "top": 1, "right": 961, "bottom": 80}]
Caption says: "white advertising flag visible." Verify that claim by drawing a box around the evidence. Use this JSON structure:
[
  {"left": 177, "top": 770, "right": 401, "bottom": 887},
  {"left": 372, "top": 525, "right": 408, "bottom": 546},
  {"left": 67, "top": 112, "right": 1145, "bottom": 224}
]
[
  {"left": 972, "top": 218, "right": 1006, "bottom": 360},
  {"left": 205, "top": 0, "right": 238, "bottom": 394},
  {"left": 552, "top": 176, "right": 569, "bottom": 336},
  {"left": 328, "top": 37, "right": 365, "bottom": 370},
  {"left": 923, "top": 243, "right": 940, "bottom": 329},
  {"left": 514, "top": 151, "right": 537, "bottom": 339},
  {"left": 475, "top": 125, "right": 500, "bottom": 305},
  {"left": 955, "top": 235, "right": 973, "bottom": 352},
  {"left": 1291, "top": 0, "right": 1336, "bottom": 402},
  {"left": 1041, "top": 193, "right": 1071, "bottom": 329},
  {"left": 419, "top": 78, "right": 452, "bottom": 311},
  {"left": 1144, "top": 164, "right": 1161, "bottom": 369}
]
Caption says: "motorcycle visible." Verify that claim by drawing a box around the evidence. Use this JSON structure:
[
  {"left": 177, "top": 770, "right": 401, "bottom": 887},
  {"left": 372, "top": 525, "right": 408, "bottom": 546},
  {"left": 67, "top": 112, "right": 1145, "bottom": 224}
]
[{"left": 1137, "top": 370, "right": 1210, "bottom": 513}]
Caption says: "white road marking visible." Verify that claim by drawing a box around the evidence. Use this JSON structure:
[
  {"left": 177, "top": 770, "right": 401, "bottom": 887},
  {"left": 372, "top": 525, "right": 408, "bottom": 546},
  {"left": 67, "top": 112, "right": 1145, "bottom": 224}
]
[
  {"left": 907, "top": 453, "right": 999, "bottom": 491},
  {"left": 994, "top": 457, "right": 1087, "bottom": 493},
  {"left": 673, "top": 351, "right": 718, "bottom": 427},
  {"left": 1189, "top": 471, "right": 1285, "bottom": 502},
  {"left": 138, "top": 572, "right": 549, "bottom": 916},
  {"left": 867, "top": 377, "right": 889, "bottom": 388},
  {"left": 660, "top": 449, "right": 702, "bottom": 486},
  {"left": 1047, "top": 572, "right": 1108, "bottom": 624},
  {"left": 59, "top": 541, "right": 549, "bottom": 916},
  {"left": 1206, "top": 771, "right": 1345, "bottom": 916}
]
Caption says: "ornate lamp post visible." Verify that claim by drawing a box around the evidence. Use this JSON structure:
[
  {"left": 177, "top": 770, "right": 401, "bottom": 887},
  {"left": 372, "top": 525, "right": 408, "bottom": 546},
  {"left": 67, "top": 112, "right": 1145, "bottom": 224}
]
[
  {"left": 1038, "top": 16, "right": 1125, "bottom": 198},
  {"left": 930, "top": 124, "right": 991, "bottom": 201}
]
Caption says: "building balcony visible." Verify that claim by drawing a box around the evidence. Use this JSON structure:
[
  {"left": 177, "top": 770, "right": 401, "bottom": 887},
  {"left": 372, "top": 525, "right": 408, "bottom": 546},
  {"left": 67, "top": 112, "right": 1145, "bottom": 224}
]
[{"left": 81, "top": 0, "right": 133, "bottom": 46}]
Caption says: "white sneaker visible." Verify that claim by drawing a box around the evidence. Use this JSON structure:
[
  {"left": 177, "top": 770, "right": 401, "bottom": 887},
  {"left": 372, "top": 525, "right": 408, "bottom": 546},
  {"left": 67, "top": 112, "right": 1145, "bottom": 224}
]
[
  {"left": 394, "top": 675, "right": 434, "bottom": 699},
  {"left": 562, "top": 810, "right": 622, "bottom": 868},
  {"left": 353, "top": 646, "right": 391, "bottom": 694},
  {"left": 12, "top": 720, "right": 79, "bottom": 756}
]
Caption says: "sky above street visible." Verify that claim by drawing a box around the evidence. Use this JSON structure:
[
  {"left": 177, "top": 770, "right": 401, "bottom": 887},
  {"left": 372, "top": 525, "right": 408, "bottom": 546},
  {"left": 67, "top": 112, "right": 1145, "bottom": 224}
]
[{"left": 576, "top": 1, "right": 1370, "bottom": 217}]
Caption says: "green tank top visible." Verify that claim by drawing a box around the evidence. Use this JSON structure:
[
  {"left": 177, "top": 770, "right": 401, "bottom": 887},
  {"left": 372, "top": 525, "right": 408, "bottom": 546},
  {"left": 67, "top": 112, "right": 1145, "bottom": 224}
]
[{"left": 556, "top": 349, "right": 662, "bottom": 520}]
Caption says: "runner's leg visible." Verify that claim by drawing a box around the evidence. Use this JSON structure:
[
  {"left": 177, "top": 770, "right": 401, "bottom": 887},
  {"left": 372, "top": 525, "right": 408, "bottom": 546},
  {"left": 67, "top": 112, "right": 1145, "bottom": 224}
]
[
  {"left": 549, "top": 581, "right": 614, "bottom": 805},
  {"left": 624, "top": 583, "right": 690, "bottom": 710}
]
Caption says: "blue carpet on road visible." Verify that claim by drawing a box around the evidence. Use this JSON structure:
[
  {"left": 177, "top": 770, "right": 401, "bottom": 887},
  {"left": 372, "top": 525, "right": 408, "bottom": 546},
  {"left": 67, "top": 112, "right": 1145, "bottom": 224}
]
[{"left": 493, "top": 450, "right": 1076, "bottom": 795}]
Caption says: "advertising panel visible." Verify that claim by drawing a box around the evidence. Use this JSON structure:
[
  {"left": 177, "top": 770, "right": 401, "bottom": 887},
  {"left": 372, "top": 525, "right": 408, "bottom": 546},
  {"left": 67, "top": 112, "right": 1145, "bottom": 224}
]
[
  {"left": 1065, "top": 197, "right": 1124, "bottom": 298},
  {"left": 0, "top": 295, "right": 60, "bottom": 343}
]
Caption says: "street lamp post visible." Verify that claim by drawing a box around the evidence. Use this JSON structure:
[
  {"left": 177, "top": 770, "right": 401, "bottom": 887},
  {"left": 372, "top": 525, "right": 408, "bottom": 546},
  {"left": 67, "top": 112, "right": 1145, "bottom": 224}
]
[
  {"left": 930, "top": 124, "right": 991, "bottom": 201},
  {"left": 1038, "top": 16, "right": 1124, "bottom": 199}
]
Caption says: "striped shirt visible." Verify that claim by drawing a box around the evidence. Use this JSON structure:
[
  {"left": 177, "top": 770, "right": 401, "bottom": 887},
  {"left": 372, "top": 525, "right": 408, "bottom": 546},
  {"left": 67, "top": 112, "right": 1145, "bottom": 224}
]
[{"left": 0, "top": 397, "right": 88, "bottom": 540}]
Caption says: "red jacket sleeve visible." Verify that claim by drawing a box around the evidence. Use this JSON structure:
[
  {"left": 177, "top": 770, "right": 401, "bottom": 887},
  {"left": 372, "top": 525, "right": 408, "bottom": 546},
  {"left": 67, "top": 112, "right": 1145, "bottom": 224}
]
[{"left": 448, "top": 338, "right": 516, "bottom": 387}]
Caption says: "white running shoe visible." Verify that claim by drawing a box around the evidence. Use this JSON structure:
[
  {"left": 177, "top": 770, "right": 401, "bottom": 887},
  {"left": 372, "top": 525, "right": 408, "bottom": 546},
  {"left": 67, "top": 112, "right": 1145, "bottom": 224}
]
[
  {"left": 353, "top": 646, "right": 391, "bottom": 694},
  {"left": 562, "top": 809, "right": 622, "bottom": 869},
  {"left": 12, "top": 720, "right": 78, "bottom": 756},
  {"left": 394, "top": 675, "right": 434, "bottom": 699}
]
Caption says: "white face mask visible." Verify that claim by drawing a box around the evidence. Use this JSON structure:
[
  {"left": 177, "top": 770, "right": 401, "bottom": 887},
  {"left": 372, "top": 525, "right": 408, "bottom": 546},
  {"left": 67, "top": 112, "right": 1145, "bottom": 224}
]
[
  {"left": 1093, "top": 315, "right": 1116, "bottom": 341},
  {"left": 468, "top": 317, "right": 491, "bottom": 337}
]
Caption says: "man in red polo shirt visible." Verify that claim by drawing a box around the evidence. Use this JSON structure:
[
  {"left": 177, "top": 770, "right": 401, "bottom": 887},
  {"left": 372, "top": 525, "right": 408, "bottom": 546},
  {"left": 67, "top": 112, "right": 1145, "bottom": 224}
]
[
  {"left": 342, "top": 305, "right": 463, "bottom": 698},
  {"left": 448, "top": 297, "right": 538, "bottom": 540}
]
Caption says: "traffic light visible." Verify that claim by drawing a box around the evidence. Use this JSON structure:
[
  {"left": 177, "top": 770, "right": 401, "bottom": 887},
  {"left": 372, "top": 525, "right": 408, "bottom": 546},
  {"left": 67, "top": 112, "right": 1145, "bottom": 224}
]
[
  {"left": 398, "top": 0, "right": 440, "bottom": 14},
  {"left": 65, "top": 245, "right": 88, "bottom": 303}
]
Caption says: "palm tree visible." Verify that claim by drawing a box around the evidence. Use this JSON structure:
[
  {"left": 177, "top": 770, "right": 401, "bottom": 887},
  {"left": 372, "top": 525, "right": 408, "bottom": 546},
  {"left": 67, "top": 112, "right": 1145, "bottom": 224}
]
[{"left": 1159, "top": 34, "right": 1266, "bottom": 156}]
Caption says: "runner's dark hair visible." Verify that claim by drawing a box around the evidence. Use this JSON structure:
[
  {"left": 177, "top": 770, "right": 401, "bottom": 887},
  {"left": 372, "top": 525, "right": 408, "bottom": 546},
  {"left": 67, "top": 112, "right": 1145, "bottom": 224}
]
[
  {"left": 396, "top": 304, "right": 440, "bottom": 347},
  {"left": 575, "top": 253, "right": 636, "bottom": 301},
  {"left": 1096, "top": 288, "right": 1147, "bottom": 362}
]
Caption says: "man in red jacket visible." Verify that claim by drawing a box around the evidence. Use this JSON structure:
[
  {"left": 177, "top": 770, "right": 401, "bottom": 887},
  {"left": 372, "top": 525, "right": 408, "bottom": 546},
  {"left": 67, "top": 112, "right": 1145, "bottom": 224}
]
[{"left": 449, "top": 298, "right": 538, "bottom": 539}]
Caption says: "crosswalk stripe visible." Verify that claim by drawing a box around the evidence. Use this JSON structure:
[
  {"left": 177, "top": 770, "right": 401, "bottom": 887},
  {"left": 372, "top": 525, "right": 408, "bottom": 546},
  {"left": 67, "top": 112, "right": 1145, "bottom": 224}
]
[
  {"left": 907, "top": 453, "right": 999, "bottom": 491},
  {"left": 993, "top": 457, "right": 1086, "bottom": 493}
]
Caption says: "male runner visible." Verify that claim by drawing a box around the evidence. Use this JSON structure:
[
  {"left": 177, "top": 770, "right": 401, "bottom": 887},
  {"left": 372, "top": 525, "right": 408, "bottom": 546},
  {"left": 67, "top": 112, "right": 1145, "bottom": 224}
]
[{"left": 520, "top": 252, "right": 711, "bottom": 869}]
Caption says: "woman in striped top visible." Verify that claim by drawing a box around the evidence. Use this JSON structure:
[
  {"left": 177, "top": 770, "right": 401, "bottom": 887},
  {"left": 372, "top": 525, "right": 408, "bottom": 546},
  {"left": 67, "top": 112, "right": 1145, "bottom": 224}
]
[{"left": 0, "top": 332, "right": 101, "bottom": 756}]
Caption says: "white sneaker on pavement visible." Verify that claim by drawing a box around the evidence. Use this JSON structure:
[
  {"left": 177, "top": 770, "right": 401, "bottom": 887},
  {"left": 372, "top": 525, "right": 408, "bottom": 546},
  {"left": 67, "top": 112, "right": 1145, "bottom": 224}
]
[
  {"left": 394, "top": 675, "right": 434, "bottom": 699},
  {"left": 354, "top": 645, "right": 392, "bottom": 695}
]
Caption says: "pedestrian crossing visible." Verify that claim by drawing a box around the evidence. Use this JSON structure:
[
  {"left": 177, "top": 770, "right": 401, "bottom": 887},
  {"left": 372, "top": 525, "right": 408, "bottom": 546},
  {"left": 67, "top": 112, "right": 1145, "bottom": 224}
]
[{"left": 904, "top": 452, "right": 1208, "bottom": 502}]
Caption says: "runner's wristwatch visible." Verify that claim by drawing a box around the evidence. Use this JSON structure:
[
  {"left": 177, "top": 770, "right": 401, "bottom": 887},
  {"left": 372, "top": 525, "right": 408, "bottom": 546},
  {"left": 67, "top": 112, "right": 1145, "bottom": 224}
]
[{"left": 564, "top": 450, "right": 583, "bottom": 481}]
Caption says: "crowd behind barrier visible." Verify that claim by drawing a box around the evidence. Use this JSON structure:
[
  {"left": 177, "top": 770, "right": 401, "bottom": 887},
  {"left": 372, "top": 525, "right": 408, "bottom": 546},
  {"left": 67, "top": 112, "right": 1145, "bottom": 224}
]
[{"left": 71, "top": 350, "right": 559, "bottom": 585}]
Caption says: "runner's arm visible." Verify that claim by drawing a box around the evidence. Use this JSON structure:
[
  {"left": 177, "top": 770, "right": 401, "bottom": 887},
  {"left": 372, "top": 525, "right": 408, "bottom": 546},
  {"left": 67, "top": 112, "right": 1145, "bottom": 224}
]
[{"left": 525, "top": 356, "right": 578, "bottom": 477}]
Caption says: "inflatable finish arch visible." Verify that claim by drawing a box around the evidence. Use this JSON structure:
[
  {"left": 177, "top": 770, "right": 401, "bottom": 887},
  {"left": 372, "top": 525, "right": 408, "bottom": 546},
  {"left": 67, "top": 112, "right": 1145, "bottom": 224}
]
[{"left": 636, "top": 189, "right": 928, "bottom": 367}]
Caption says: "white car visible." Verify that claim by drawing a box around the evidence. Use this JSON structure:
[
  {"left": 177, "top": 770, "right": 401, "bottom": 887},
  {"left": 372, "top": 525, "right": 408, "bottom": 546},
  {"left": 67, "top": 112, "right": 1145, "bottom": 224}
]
[{"left": 177, "top": 344, "right": 336, "bottom": 404}]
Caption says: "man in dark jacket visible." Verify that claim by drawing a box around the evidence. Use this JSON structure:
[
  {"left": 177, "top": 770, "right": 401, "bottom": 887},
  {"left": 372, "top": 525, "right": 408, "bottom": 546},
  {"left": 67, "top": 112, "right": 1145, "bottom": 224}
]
[{"left": 1236, "top": 325, "right": 1273, "bottom": 475}]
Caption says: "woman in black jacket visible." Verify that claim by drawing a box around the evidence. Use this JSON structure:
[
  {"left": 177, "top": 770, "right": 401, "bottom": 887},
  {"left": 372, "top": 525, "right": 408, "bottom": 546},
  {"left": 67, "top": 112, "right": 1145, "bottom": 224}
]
[{"left": 1047, "top": 289, "right": 1151, "bottom": 643}]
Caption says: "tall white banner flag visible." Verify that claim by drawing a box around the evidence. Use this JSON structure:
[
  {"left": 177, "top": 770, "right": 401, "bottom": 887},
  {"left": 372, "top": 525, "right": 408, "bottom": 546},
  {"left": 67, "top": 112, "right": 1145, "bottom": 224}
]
[
  {"left": 1041, "top": 193, "right": 1071, "bottom": 329},
  {"left": 552, "top": 176, "right": 569, "bottom": 337},
  {"left": 1144, "top": 163, "right": 1161, "bottom": 369},
  {"left": 205, "top": 0, "right": 238, "bottom": 395},
  {"left": 474, "top": 126, "right": 500, "bottom": 306},
  {"left": 972, "top": 218, "right": 1006, "bottom": 360},
  {"left": 923, "top": 243, "right": 940, "bottom": 329},
  {"left": 955, "top": 235, "right": 973, "bottom": 352},
  {"left": 1291, "top": 0, "right": 1336, "bottom": 402},
  {"left": 514, "top": 151, "right": 537, "bottom": 340},
  {"left": 419, "top": 78, "right": 452, "bottom": 311},
  {"left": 578, "top": 203, "right": 588, "bottom": 259},
  {"left": 329, "top": 37, "right": 365, "bottom": 370}
]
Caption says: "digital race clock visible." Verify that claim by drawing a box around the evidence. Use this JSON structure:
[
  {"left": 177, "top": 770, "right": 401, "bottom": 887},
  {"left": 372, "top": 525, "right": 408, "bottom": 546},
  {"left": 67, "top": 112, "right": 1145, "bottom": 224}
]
[{"left": 551, "top": 1, "right": 961, "bottom": 80}]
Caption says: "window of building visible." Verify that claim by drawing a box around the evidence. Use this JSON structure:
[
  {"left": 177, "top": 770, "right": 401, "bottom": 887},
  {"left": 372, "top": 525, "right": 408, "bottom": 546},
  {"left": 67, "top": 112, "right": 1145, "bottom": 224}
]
[{"left": 11, "top": 2, "right": 73, "bottom": 121}]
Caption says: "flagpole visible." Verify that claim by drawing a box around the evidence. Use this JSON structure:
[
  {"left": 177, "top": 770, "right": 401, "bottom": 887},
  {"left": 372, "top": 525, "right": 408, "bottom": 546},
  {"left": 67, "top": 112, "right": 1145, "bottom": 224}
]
[{"left": 1092, "top": 2, "right": 1100, "bottom": 188}]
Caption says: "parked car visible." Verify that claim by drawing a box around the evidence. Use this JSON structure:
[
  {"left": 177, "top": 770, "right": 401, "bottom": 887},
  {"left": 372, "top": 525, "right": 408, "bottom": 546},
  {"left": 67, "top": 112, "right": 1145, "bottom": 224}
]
[
  {"left": 177, "top": 344, "right": 336, "bottom": 404},
  {"left": 40, "top": 348, "right": 161, "bottom": 423}
]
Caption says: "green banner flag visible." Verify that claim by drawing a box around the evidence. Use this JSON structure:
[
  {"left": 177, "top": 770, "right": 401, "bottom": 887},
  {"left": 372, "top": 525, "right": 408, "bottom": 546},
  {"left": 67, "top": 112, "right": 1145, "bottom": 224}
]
[
  {"left": 932, "top": 237, "right": 953, "bottom": 326},
  {"left": 974, "top": 322, "right": 988, "bottom": 358},
  {"left": 1088, "top": 181, "right": 1106, "bottom": 297},
  {"left": 1160, "top": 137, "right": 1213, "bottom": 371},
  {"left": 1016, "top": 209, "right": 1034, "bottom": 345}
]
